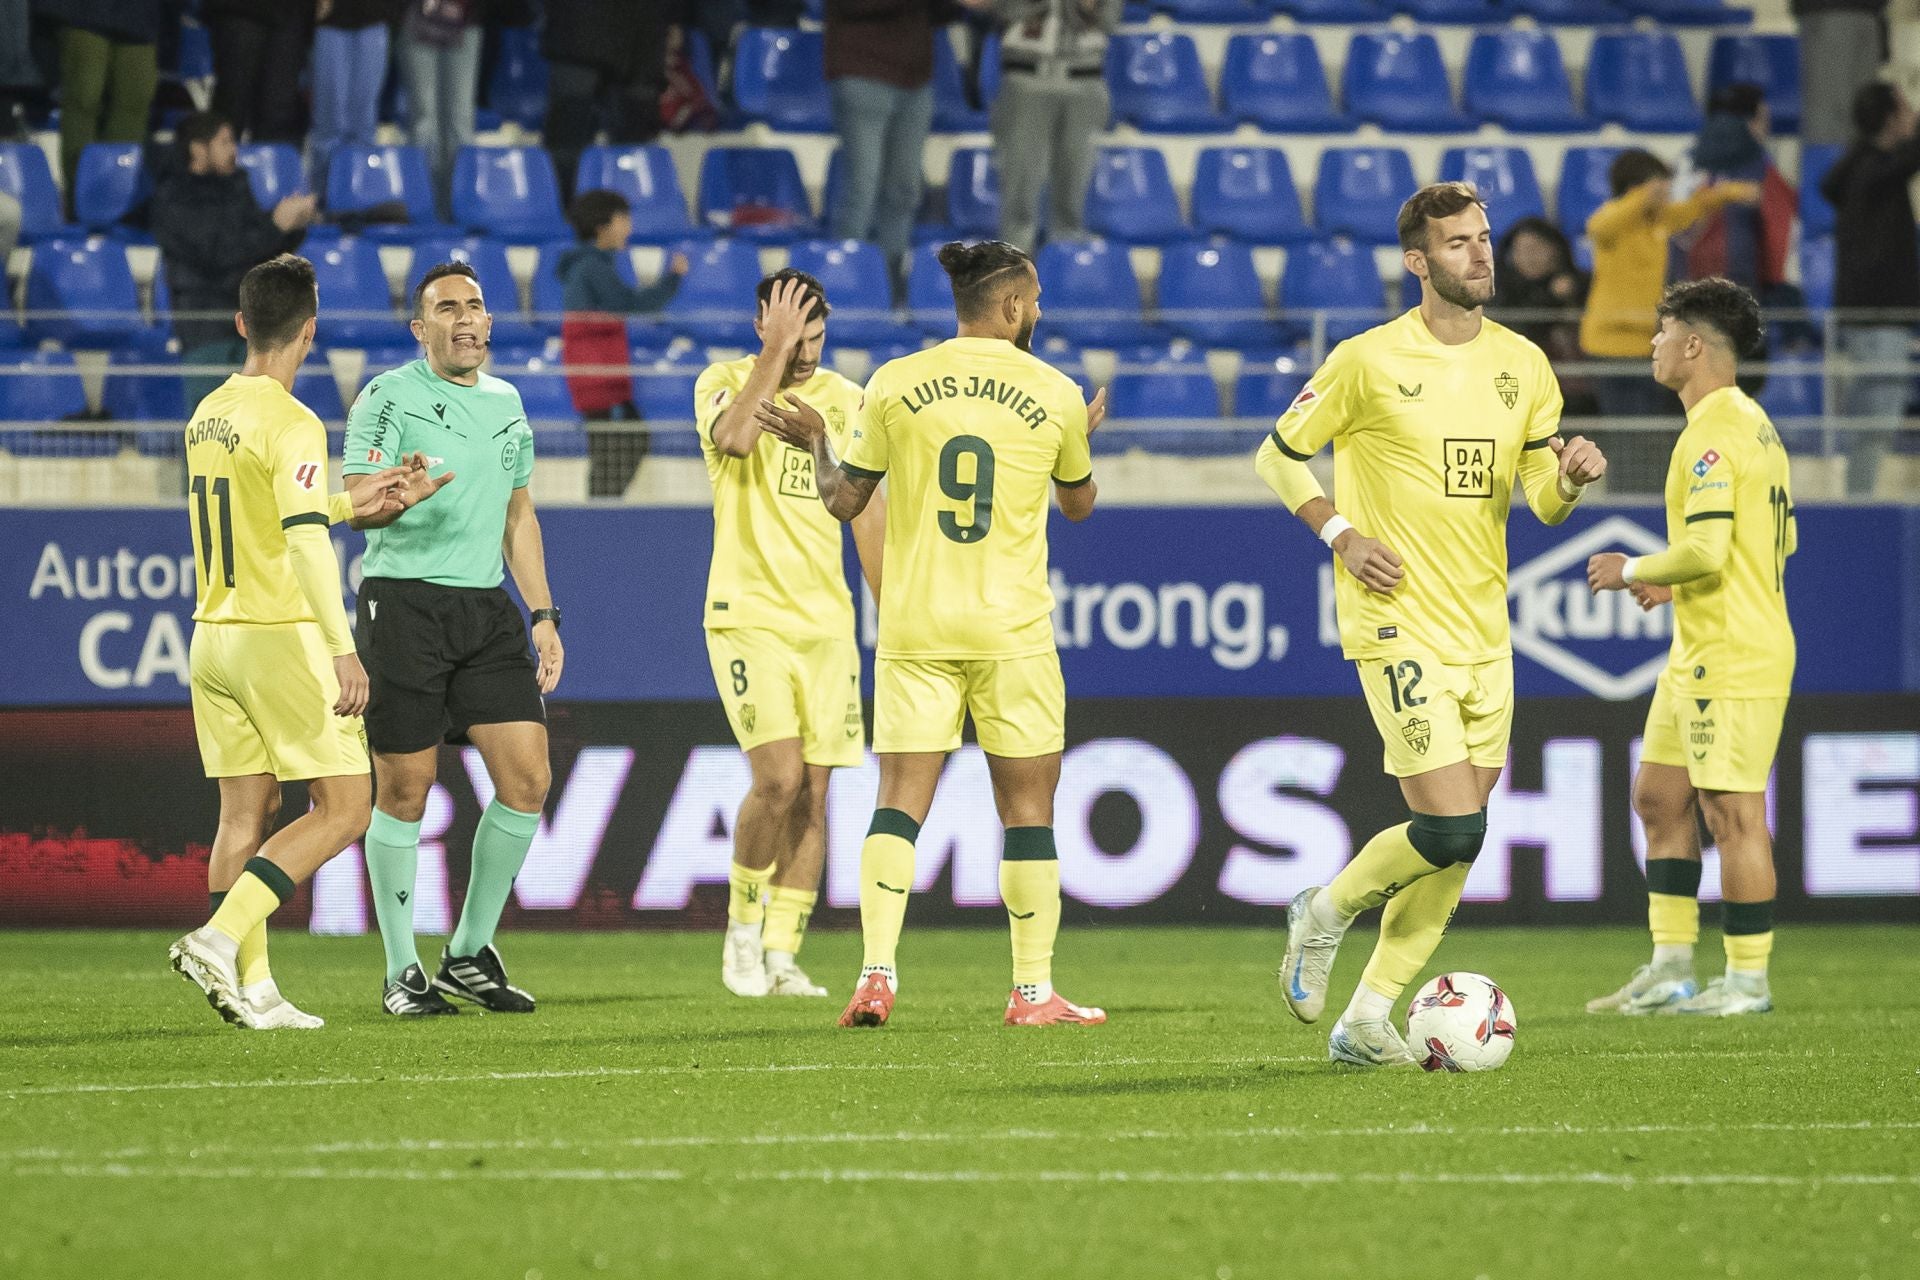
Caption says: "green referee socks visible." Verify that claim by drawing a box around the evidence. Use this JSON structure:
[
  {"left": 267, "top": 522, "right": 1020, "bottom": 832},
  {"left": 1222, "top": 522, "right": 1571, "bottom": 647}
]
[
  {"left": 450, "top": 800, "right": 542, "bottom": 958},
  {"left": 365, "top": 808, "right": 424, "bottom": 982}
]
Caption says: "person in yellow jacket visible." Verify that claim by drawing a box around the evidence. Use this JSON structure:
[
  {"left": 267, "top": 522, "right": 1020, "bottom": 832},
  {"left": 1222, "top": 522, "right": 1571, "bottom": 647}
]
[{"left": 1580, "top": 150, "right": 1758, "bottom": 425}]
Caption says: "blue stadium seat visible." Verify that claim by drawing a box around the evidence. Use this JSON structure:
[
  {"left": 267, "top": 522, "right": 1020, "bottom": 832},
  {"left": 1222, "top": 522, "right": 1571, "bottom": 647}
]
[
  {"left": 1463, "top": 31, "right": 1590, "bottom": 133},
  {"left": 1314, "top": 148, "right": 1417, "bottom": 246},
  {"left": 173, "top": 19, "right": 213, "bottom": 80},
  {"left": 1709, "top": 34, "right": 1800, "bottom": 135},
  {"left": 1106, "top": 34, "right": 1224, "bottom": 134},
  {"left": 1439, "top": 147, "right": 1547, "bottom": 239},
  {"left": 1758, "top": 343, "right": 1822, "bottom": 423},
  {"left": 530, "top": 238, "right": 646, "bottom": 340},
  {"left": 25, "top": 237, "right": 163, "bottom": 349},
  {"left": 1587, "top": 33, "right": 1702, "bottom": 133},
  {"left": 1282, "top": 238, "right": 1385, "bottom": 342},
  {"left": 452, "top": 146, "right": 568, "bottom": 241},
  {"left": 1799, "top": 143, "right": 1841, "bottom": 241},
  {"left": 1220, "top": 34, "right": 1346, "bottom": 133},
  {"left": 0, "top": 428, "right": 119, "bottom": 459},
  {"left": 0, "top": 350, "right": 88, "bottom": 420},
  {"left": 351, "top": 346, "right": 417, "bottom": 394},
  {"left": 0, "top": 144, "right": 66, "bottom": 242},
  {"left": 1557, "top": 147, "right": 1625, "bottom": 239},
  {"left": 485, "top": 24, "right": 548, "bottom": 129},
  {"left": 932, "top": 29, "right": 987, "bottom": 132},
  {"left": 945, "top": 148, "right": 1001, "bottom": 238},
  {"left": 1395, "top": 0, "right": 1513, "bottom": 22},
  {"left": 236, "top": 143, "right": 305, "bottom": 210},
  {"left": 73, "top": 143, "right": 149, "bottom": 233},
  {"left": 1276, "top": 0, "right": 1382, "bottom": 19},
  {"left": 1035, "top": 239, "right": 1156, "bottom": 346},
  {"left": 103, "top": 351, "right": 186, "bottom": 421},
  {"left": 1100, "top": 368, "right": 1227, "bottom": 456},
  {"left": 786, "top": 239, "right": 900, "bottom": 346},
  {"left": 486, "top": 344, "right": 579, "bottom": 423},
  {"left": 908, "top": 241, "right": 960, "bottom": 335},
  {"left": 1799, "top": 235, "right": 1833, "bottom": 314},
  {"left": 297, "top": 357, "right": 348, "bottom": 421},
  {"left": 664, "top": 238, "right": 765, "bottom": 345},
  {"left": 1234, "top": 348, "right": 1312, "bottom": 419},
  {"left": 1084, "top": 147, "right": 1186, "bottom": 245},
  {"left": 696, "top": 147, "right": 814, "bottom": 242},
  {"left": 632, "top": 346, "right": 709, "bottom": 455},
  {"left": 325, "top": 145, "right": 445, "bottom": 241},
  {"left": 0, "top": 301, "right": 23, "bottom": 349},
  {"left": 1343, "top": 33, "right": 1471, "bottom": 134},
  {"left": 732, "top": 29, "right": 832, "bottom": 132},
  {"left": 1514, "top": 0, "right": 1627, "bottom": 20},
  {"left": 1158, "top": 240, "right": 1275, "bottom": 348},
  {"left": 309, "top": 237, "right": 399, "bottom": 346},
  {"left": 408, "top": 236, "right": 535, "bottom": 346},
  {"left": 1624, "top": 0, "right": 1754, "bottom": 27},
  {"left": 573, "top": 146, "right": 694, "bottom": 243},
  {"left": 1158, "top": 0, "right": 1265, "bottom": 20},
  {"left": 1192, "top": 147, "right": 1308, "bottom": 245}
]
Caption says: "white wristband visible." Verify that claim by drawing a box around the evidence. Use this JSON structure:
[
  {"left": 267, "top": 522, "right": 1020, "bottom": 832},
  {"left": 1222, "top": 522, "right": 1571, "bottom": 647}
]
[
  {"left": 1621, "top": 556, "right": 1640, "bottom": 585},
  {"left": 1318, "top": 515, "right": 1354, "bottom": 548}
]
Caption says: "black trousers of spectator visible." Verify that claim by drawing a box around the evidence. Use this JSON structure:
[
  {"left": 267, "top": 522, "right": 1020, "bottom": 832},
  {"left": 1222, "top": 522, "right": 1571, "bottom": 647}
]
[
  {"left": 544, "top": 57, "right": 666, "bottom": 197},
  {"left": 210, "top": 13, "right": 310, "bottom": 143}
]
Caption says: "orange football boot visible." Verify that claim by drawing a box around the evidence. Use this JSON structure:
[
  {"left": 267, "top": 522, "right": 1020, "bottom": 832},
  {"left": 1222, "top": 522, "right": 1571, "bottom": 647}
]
[
  {"left": 837, "top": 971, "right": 895, "bottom": 1027},
  {"left": 1004, "top": 988, "right": 1107, "bottom": 1026}
]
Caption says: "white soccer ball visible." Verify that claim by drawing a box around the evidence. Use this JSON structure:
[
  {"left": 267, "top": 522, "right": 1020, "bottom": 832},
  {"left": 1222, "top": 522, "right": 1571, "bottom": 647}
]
[{"left": 1406, "top": 972, "right": 1517, "bottom": 1073}]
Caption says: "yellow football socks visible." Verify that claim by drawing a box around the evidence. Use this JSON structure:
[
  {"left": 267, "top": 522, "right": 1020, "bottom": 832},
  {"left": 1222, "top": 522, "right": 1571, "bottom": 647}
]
[
  {"left": 207, "top": 858, "right": 295, "bottom": 946},
  {"left": 727, "top": 859, "right": 775, "bottom": 927},
  {"left": 1328, "top": 822, "right": 1444, "bottom": 920},
  {"left": 762, "top": 885, "right": 817, "bottom": 956},
  {"left": 1000, "top": 827, "right": 1061, "bottom": 988},
  {"left": 859, "top": 809, "right": 919, "bottom": 971},
  {"left": 1722, "top": 900, "right": 1774, "bottom": 975},
  {"left": 211, "top": 890, "right": 272, "bottom": 987},
  {"left": 1359, "top": 861, "right": 1470, "bottom": 999},
  {"left": 1645, "top": 858, "right": 1702, "bottom": 946}
]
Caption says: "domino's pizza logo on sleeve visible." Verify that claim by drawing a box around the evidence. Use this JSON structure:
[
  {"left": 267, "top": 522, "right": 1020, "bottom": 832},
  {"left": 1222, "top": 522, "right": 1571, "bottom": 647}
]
[{"left": 1691, "top": 448, "right": 1721, "bottom": 478}]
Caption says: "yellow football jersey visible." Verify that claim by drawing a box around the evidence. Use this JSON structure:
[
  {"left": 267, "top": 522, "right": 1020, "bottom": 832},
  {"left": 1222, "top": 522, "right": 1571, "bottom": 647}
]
[
  {"left": 185, "top": 374, "right": 335, "bottom": 627},
  {"left": 1655, "top": 385, "right": 1796, "bottom": 698},
  {"left": 845, "top": 336, "right": 1091, "bottom": 660},
  {"left": 695, "top": 357, "right": 864, "bottom": 637},
  {"left": 1272, "top": 309, "right": 1576, "bottom": 663}
]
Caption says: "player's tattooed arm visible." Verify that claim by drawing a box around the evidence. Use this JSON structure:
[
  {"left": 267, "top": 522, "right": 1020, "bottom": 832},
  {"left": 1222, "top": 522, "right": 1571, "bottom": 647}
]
[{"left": 752, "top": 393, "right": 878, "bottom": 521}]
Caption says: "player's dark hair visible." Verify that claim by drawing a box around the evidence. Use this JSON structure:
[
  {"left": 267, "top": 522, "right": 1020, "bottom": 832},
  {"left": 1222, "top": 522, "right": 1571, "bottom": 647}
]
[
  {"left": 1396, "top": 182, "right": 1486, "bottom": 253},
  {"left": 412, "top": 260, "right": 482, "bottom": 318},
  {"left": 1709, "top": 81, "right": 1765, "bottom": 123},
  {"left": 175, "top": 109, "right": 231, "bottom": 162},
  {"left": 568, "top": 188, "right": 631, "bottom": 241},
  {"left": 936, "top": 240, "right": 1034, "bottom": 320},
  {"left": 1608, "top": 149, "right": 1673, "bottom": 197},
  {"left": 755, "top": 268, "right": 830, "bottom": 322},
  {"left": 1657, "top": 277, "right": 1764, "bottom": 358},
  {"left": 1852, "top": 80, "right": 1901, "bottom": 140},
  {"left": 238, "top": 253, "right": 317, "bottom": 351}
]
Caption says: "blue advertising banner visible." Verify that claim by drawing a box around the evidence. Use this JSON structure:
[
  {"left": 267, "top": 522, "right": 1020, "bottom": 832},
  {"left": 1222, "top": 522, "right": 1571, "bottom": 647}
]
[{"left": 4, "top": 504, "right": 1914, "bottom": 706}]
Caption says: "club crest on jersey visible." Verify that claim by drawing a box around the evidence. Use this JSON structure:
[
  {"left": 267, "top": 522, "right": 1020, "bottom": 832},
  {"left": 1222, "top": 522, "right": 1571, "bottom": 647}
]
[
  {"left": 826, "top": 406, "right": 847, "bottom": 436},
  {"left": 1402, "top": 716, "right": 1431, "bottom": 756},
  {"left": 740, "top": 704, "right": 757, "bottom": 733},
  {"left": 1692, "top": 449, "right": 1722, "bottom": 478},
  {"left": 292, "top": 461, "right": 319, "bottom": 490},
  {"left": 1494, "top": 372, "right": 1520, "bottom": 409}
]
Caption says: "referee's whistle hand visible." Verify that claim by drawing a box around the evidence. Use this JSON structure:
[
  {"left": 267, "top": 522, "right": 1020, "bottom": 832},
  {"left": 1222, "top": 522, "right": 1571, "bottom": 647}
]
[{"left": 333, "top": 653, "right": 370, "bottom": 717}]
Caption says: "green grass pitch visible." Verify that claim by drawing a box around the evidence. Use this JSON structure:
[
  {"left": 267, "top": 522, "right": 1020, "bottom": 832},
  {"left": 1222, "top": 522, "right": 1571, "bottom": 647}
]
[{"left": 3, "top": 925, "right": 1916, "bottom": 1280}]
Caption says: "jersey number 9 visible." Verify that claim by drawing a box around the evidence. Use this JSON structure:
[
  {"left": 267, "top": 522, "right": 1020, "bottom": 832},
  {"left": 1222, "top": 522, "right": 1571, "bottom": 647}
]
[{"left": 937, "top": 435, "right": 995, "bottom": 544}]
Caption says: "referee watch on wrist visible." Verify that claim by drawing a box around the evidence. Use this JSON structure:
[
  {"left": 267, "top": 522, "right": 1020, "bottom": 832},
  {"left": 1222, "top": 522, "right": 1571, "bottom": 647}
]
[{"left": 530, "top": 607, "right": 562, "bottom": 629}]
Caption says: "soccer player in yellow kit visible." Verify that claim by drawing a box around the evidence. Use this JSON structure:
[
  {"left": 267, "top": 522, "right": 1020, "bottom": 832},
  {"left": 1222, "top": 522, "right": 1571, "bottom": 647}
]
[
  {"left": 696, "top": 269, "right": 884, "bottom": 999},
  {"left": 754, "top": 240, "right": 1110, "bottom": 1029},
  {"left": 168, "top": 254, "right": 448, "bottom": 1028},
  {"left": 1259, "top": 184, "right": 1609, "bottom": 1067},
  {"left": 1586, "top": 278, "right": 1794, "bottom": 1017}
]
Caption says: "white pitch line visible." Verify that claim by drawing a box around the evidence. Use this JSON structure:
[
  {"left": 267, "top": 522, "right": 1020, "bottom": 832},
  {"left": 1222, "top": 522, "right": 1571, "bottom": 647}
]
[{"left": 8, "top": 1163, "right": 1919, "bottom": 1190}]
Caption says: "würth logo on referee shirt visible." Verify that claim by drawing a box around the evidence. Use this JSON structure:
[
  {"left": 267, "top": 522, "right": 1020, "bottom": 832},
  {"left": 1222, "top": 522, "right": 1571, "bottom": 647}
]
[{"left": 292, "top": 462, "right": 319, "bottom": 490}]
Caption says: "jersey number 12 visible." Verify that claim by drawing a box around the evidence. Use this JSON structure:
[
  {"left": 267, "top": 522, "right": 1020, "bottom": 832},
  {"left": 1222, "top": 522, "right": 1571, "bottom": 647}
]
[{"left": 190, "top": 474, "right": 236, "bottom": 588}]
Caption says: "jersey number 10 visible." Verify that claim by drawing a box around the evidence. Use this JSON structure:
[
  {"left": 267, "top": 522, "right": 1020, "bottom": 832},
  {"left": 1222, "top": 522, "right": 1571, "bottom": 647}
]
[
  {"left": 937, "top": 435, "right": 996, "bottom": 544},
  {"left": 190, "top": 474, "right": 236, "bottom": 589},
  {"left": 1767, "top": 484, "right": 1788, "bottom": 592}
]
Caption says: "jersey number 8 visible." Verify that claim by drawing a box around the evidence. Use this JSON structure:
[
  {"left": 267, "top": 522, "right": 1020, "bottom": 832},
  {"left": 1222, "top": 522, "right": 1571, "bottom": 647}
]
[{"left": 937, "top": 435, "right": 995, "bottom": 544}]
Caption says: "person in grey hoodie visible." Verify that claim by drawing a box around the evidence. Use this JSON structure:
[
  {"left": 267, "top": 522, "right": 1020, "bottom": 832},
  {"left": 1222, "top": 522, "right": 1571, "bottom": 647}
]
[
  {"left": 991, "top": 0, "right": 1121, "bottom": 251},
  {"left": 557, "top": 189, "right": 686, "bottom": 421}
]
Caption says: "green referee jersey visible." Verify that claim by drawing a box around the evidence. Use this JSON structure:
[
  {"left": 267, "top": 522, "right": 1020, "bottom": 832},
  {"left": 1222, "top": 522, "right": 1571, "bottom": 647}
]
[{"left": 343, "top": 358, "right": 535, "bottom": 589}]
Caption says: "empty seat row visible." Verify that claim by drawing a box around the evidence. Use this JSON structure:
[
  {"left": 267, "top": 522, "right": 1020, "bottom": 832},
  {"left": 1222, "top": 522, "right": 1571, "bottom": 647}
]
[{"left": 1122, "top": 0, "right": 1750, "bottom": 22}]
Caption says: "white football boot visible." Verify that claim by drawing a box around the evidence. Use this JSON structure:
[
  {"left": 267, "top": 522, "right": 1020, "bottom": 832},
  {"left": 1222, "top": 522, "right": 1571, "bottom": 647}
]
[
  {"left": 240, "top": 980, "right": 325, "bottom": 1030},
  {"left": 168, "top": 927, "right": 246, "bottom": 1025},
  {"left": 764, "top": 960, "right": 829, "bottom": 998},
  {"left": 1668, "top": 972, "right": 1772, "bottom": 1016},
  {"left": 723, "top": 920, "right": 770, "bottom": 997},
  {"left": 1328, "top": 1016, "right": 1420, "bottom": 1068},
  {"left": 1586, "top": 957, "right": 1698, "bottom": 1015},
  {"left": 1279, "top": 886, "right": 1345, "bottom": 1024}
]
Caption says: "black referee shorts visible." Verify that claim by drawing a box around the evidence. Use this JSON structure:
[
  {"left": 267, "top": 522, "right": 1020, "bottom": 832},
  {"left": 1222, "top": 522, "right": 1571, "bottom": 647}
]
[{"left": 356, "top": 576, "right": 546, "bottom": 754}]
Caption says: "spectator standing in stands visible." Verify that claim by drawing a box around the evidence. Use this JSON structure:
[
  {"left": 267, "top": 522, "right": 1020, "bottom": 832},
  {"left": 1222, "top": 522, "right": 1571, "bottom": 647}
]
[
  {"left": 0, "top": 0, "right": 43, "bottom": 140},
  {"left": 826, "top": 0, "right": 993, "bottom": 281},
  {"left": 0, "top": 190, "right": 19, "bottom": 264},
  {"left": 1793, "top": 0, "right": 1888, "bottom": 146},
  {"left": 152, "top": 111, "right": 318, "bottom": 404},
  {"left": 204, "top": 0, "right": 311, "bottom": 144},
  {"left": 1822, "top": 81, "right": 1920, "bottom": 497},
  {"left": 1677, "top": 84, "right": 1796, "bottom": 294},
  {"left": 541, "top": 0, "right": 672, "bottom": 198},
  {"left": 1580, "top": 150, "right": 1756, "bottom": 426},
  {"left": 32, "top": 0, "right": 161, "bottom": 191},
  {"left": 399, "top": 0, "right": 480, "bottom": 216},
  {"left": 990, "top": 0, "right": 1120, "bottom": 253},
  {"left": 557, "top": 189, "right": 687, "bottom": 439},
  {"left": 309, "top": 0, "right": 403, "bottom": 192},
  {"left": 1493, "top": 217, "right": 1590, "bottom": 411}
]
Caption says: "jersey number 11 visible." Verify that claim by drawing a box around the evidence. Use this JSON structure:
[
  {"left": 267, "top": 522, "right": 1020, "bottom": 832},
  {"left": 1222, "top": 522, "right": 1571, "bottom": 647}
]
[{"left": 190, "top": 474, "right": 236, "bottom": 588}]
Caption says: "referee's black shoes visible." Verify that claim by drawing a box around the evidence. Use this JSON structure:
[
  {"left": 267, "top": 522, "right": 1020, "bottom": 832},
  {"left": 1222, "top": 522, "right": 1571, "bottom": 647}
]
[
  {"left": 383, "top": 962, "right": 459, "bottom": 1016},
  {"left": 433, "top": 944, "right": 537, "bottom": 1013}
]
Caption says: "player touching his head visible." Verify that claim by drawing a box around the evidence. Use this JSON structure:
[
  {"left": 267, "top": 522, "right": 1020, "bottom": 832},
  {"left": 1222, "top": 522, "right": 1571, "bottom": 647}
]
[
  {"left": 1258, "top": 184, "right": 1608, "bottom": 1067},
  {"left": 1586, "top": 278, "right": 1794, "bottom": 1017},
  {"left": 754, "top": 240, "right": 1111, "bottom": 1028},
  {"left": 694, "top": 269, "right": 884, "bottom": 998},
  {"left": 169, "top": 254, "right": 451, "bottom": 1028}
]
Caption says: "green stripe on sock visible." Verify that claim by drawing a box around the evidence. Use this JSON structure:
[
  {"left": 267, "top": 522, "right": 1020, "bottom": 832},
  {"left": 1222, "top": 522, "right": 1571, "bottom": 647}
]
[
  {"left": 1002, "top": 826, "right": 1057, "bottom": 861},
  {"left": 208, "top": 890, "right": 227, "bottom": 913},
  {"left": 243, "top": 856, "right": 295, "bottom": 904},
  {"left": 868, "top": 808, "right": 922, "bottom": 843},
  {"left": 1645, "top": 858, "right": 1703, "bottom": 898},
  {"left": 1722, "top": 899, "right": 1775, "bottom": 936}
]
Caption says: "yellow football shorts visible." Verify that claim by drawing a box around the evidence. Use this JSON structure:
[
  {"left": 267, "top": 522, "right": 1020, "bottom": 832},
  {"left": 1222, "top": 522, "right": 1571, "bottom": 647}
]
[
  {"left": 188, "top": 621, "right": 370, "bottom": 781},
  {"left": 1357, "top": 651, "right": 1514, "bottom": 778},
  {"left": 705, "top": 627, "right": 864, "bottom": 767},
  {"left": 874, "top": 652, "right": 1065, "bottom": 759},
  {"left": 1640, "top": 677, "right": 1785, "bottom": 793}
]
